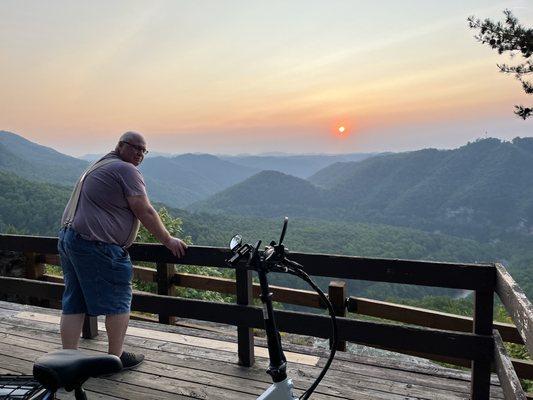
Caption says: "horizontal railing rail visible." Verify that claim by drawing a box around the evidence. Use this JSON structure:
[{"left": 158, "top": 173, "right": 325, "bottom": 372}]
[
  {"left": 40, "top": 262, "right": 523, "bottom": 344},
  {"left": 0, "top": 234, "right": 496, "bottom": 290},
  {"left": 0, "top": 276, "right": 494, "bottom": 362}
]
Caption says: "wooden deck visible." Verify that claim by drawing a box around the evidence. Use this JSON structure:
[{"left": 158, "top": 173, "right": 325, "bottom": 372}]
[{"left": 0, "top": 301, "right": 505, "bottom": 400}]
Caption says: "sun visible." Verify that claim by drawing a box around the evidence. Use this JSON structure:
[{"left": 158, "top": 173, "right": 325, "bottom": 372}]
[{"left": 330, "top": 122, "right": 352, "bottom": 139}]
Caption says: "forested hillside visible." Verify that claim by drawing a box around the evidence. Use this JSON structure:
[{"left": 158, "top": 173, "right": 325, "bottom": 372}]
[
  {"left": 194, "top": 138, "right": 533, "bottom": 241},
  {"left": 0, "top": 171, "right": 70, "bottom": 235},
  {"left": 0, "top": 131, "right": 87, "bottom": 185},
  {"left": 190, "top": 171, "right": 328, "bottom": 217},
  {"left": 139, "top": 154, "right": 258, "bottom": 207}
]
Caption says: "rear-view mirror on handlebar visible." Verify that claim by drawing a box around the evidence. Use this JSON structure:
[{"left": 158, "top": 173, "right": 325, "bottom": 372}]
[{"left": 229, "top": 234, "right": 242, "bottom": 251}]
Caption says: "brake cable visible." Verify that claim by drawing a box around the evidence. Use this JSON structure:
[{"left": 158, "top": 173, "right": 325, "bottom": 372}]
[{"left": 271, "top": 258, "right": 339, "bottom": 400}]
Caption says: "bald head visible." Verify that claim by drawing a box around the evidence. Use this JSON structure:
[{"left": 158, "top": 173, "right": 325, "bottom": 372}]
[
  {"left": 118, "top": 131, "right": 145, "bottom": 145},
  {"left": 116, "top": 131, "right": 147, "bottom": 166}
]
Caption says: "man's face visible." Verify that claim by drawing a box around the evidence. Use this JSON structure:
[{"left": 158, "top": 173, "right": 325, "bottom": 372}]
[{"left": 117, "top": 137, "right": 147, "bottom": 166}]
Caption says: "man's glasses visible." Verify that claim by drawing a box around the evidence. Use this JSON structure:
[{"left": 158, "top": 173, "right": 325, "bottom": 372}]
[{"left": 121, "top": 141, "right": 148, "bottom": 155}]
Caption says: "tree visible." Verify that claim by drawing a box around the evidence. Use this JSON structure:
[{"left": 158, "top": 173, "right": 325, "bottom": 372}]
[
  {"left": 468, "top": 10, "right": 533, "bottom": 119},
  {"left": 136, "top": 207, "right": 234, "bottom": 302}
]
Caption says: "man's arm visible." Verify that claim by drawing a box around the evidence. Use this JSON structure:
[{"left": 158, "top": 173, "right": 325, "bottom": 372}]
[{"left": 127, "top": 195, "right": 187, "bottom": 258}]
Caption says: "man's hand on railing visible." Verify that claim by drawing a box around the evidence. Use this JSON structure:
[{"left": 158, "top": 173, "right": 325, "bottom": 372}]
[{"left": 163, "top": 237, "right": 188, "bottom": 258}]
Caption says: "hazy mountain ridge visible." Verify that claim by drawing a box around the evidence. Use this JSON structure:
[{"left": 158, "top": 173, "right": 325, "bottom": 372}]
[
  {"left": 139, "top": 154, "right": 259, "bottom": 207},
  {"left": 0, "top": 130, "right": 88, "bottom": 185},
  {"left": 0, "top": 131, "right": 258, "bottom": 207},
  {"left": 220, "top": 153, "right": 377, "bottom": 178},
  {"left": 81, "top": 151, "right": 378, "bottom": 179},
  {"left": 1, "top": 131, "right": 374, "bottom": 208},
  {"left": 194, "top": 138, "right": 533, "bottom": 240}
]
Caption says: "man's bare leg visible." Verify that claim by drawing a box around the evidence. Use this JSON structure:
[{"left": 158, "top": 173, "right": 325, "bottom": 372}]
[
  {"left": 60, "top": 313, "right": 85, "bottom": 349},
  {"left": 105, "top": 313, "right": 130, "bottom": 356}
]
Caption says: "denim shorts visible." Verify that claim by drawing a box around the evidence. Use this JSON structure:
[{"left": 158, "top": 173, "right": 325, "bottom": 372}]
[{"left": 58, "top": 228, "right": 133, "bottom": 316}]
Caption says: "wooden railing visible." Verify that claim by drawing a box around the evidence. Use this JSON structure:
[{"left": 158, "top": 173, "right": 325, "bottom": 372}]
[{"left": 1, "top": 234, "right": 532, "bottom": 400}]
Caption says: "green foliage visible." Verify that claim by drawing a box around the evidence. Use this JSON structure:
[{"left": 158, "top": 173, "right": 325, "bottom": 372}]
[
  {"left": 45, "top": 264, "right": 63, "bottom": 277},
  {"left": 135, "top": 207, "right": 234, "bottom": 302},
  {"left": 136, "top": 207, "right": 192, "bottom": 244},
  {"left": 0, "top": 170, "right": 70, "bottom": 235},
  {"left": 468, "top": 10, "right": 532, "bottom": 119}
]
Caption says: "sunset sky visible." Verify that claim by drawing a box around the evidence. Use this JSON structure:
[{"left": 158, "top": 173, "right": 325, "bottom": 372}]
[{"left": 1, "top": 0, "right": 532, "bottom": 156}]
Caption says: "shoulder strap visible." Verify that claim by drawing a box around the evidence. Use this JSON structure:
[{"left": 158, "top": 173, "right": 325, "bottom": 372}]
[
  {"left": 124, "top": 218, "right": 141, "bottom": 248},
  {"left": 60, "top": 157, "right": 119, "bottom": 227}
]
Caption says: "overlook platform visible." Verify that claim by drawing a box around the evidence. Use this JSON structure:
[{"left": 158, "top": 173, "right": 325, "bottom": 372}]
[{"left": 0, "top": 300, "right": 504, "bottom": 400}]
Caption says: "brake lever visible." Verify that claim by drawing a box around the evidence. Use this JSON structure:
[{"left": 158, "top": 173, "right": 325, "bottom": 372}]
[{"left": 226, "top": 243, "right": 252, "bottom": 266}]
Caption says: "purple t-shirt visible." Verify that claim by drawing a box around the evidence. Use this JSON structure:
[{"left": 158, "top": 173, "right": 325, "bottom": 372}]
[{"left": 72, "top": 152, "right": 146, "bottom": 246}]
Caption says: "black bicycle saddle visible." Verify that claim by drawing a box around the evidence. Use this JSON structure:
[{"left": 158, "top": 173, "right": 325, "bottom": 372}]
[{"left": 33, "top": 349, "right": 122, "bottom": 392}]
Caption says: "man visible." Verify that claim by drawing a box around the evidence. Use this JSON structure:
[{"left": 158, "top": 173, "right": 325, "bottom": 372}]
[{"left": 58, "top": 131, "right": 187, "bottom": 370}]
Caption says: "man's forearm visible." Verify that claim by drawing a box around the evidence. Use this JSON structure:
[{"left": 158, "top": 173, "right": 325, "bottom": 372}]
[{"left": 135, "top": 205, "right": 171, "bottom": 244}]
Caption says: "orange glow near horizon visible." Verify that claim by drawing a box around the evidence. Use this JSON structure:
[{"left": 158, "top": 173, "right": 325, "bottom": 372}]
[{"left": 1, "top": 2, "right": 532, "bottom": 155}]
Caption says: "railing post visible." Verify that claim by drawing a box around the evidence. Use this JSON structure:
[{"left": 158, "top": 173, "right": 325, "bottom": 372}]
[
  {"left": 236, "top": 268, "right": 255, "bottom": 367},
  {"left": 329, "top": 280, "right": 347, "bottom": 351},
  {"left": 24, "top": 252, "right": 46, "bottom": 306},
  {"left": 82, "top": 315, "right": 98, "bottom": 339},
  {"left": 24, "top": 252, "right": 44, "bottom": 280},
  {"left": 471, "top": 289, "right": 494, "bottom": 400},
  {"left": 157, "top": 262, "right": 176, "bottom": 325}
]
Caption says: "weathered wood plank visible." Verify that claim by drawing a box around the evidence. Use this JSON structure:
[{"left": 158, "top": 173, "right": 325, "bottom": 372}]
[
  {"left": 347, "top": 296, "right": 523, "bottom": 344},
  {"left": 133, "top": 265, "right": 156, "bottom": 282},
  {"left": 55, "top": 388, "right": 122, "bottom": 400},
  {"left": 0, "top": 303, "right": 504, "bottom": 398},
  {"left": 495, "top": 263, "right": 533, "bottom": 357},
  {"left": 0, "top": 341, "right": 263, "bottom": 400},
  {"left": 0, "top": 301, "right": 503, "bottom": 387},
  {"left": 0, "top": 337, "right": 373, "bottom": 399},
  {"left": 493, "top": 330, "right": 527, "bottom": 400},
  {"left": 0, "top": 320, "right": 498, "bottom": 399},
  {"left": 0, "top": 322, "right": 478, "bottom": 400},
  {"left": 0, "top": 354, "right": 194, "bottom": 400},
  {"left": 11, "top": 310, "right": 318, "bottom": 365}
]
